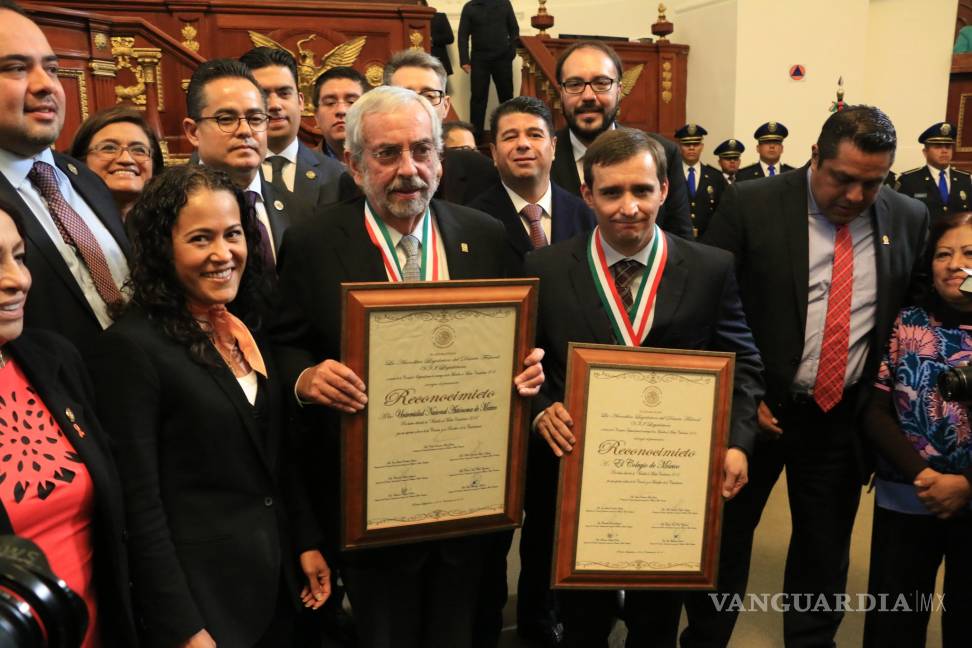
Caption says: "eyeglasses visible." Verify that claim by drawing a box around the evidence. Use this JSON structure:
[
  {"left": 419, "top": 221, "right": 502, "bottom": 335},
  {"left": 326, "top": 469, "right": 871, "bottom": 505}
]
[
  {"left": 197, "top": 113, "right": 270, "bottom": 133},
  {"left": 561, "top": 77, "right": 617, "bottom": 95},
  {"left": 87, "top": 141, "right": 153, "bottom": 162},
  {"left": 417, "top": 90, "right": 446, "bottom": 106},
  {"left": 446, "top": 145, "right": 475, "bottom": 151},
  {"left": 369, "top": 141, "right": 438, "bottom": 166},
  {"left": 319, "top": 97, "right": 359, "bottom": 109}
]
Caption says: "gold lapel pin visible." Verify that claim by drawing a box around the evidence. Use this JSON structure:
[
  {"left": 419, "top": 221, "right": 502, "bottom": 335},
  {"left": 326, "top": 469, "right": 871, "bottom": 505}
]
[
  {"left": 305, "top": 170, "right": 317, "bottom": 180},
  {"left": 882, "top": 235, "right": 890, "bottom": 245},
  {"left": 65, "top": 407, "right": 75, "bottom": 423},
  {"left": 962, "top": 190, "right": 967, "bottom": 201},
  {"left": 273, "top": 200, "right": 284, "bottom": 211},
  {"left": 67, "top": 163, "right": 78, "bottom": 175},
  {"left": 460, "top": 243, "right": 469, "bottom": 253}
]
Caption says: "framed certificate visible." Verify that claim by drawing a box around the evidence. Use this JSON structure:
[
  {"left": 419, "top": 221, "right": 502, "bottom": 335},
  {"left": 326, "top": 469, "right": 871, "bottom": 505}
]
[
  {"left": 552, "top": 343, "right": 733, "bottom": 589},
  {"left": 340, "top": 279, "right": 538, "bottom": 550}
]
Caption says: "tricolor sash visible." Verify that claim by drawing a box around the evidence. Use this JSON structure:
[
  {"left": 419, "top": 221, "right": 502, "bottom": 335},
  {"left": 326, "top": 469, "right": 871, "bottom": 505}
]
[
  {"left": 587, "top": 226, "right": 668, "bottom": 346},
  {"left": 363, "top": 202, "right": 439, "bottom": 282}
]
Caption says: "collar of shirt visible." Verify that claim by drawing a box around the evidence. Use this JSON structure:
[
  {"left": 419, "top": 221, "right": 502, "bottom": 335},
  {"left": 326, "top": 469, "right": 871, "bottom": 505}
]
[
  {"left": 245, "top": 173, "right": 265, "bottom": 201},
  {"left": 274, "top": 136, "right": 300, "bottom": 164},
  {"left": 374, "top": 206, "right": 430, "bottom": 250},
  {"left": 502, "top": 181, "right": 553, "bottom": 218},
  {"left": 928, "top": 164, "right": 950, "bottom": 181},
  {"left": 569, "top": 122, "right": 617, "bottom": 163},
  {"left": 760, "top": 160, "right": 781, "bottom": 176},
  {"left": 0, "top": 146, "right": 58, "bottom": 189},
  {"left": 682, "top": 162, "right": 699, "bottom": 178},
  {"left": 806, "top": 166, "right": 823, "bottom": 217},
  {"left": 598, "top": 228, "right": 654, "bottom": 268}
]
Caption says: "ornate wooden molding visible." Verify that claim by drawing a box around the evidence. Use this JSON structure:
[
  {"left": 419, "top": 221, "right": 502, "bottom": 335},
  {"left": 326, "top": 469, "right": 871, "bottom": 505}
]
[
  {"left": 57, "top": 68, "right": 90, "bottom": 121},
  {"left": 88, "top": 60, "right": 117, "bottom": 77}
]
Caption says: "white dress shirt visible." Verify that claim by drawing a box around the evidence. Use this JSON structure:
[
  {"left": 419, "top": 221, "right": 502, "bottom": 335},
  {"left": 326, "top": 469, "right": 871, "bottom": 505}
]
[
  {"left": 928, "top": 164, "right": 950, "bottom": 195},
  {"left": 244, "top": 174, "right": 276, "bottom": 259},
  {"left": 502, "top": 181, "right": 553, "bottom": 242},
  {"left": 261, "top": 137, "right": 299, "bottom": 192},
  {"left": 570, "top": 123, "right": 617, "bottom": 187},
  {"left": 0, "top": 147, "right": 129, "bottom": 329},
  {"left": 760, "top": 160, "right": 783, "bottom": 177}
]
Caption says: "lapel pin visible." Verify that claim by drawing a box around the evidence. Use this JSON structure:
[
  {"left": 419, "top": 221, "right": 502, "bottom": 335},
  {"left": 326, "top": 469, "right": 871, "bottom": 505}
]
[
  {"left": 962, "top": 190, "right": 967, "bottom": 201},
  {"left": 273, "top": 199, "right": 284, "bottom": 211},
  {"left": 65, "top": 407, "right": 75, "bottom": 423},
  {"left": 305, "top": 170, "right": 317, "bottom": 180},
  {"left": 460, "top": 242, "right": 469, "bottom": 253},
  {"left": 706, "top": 185, "right": 714, "bottom": 194},
  {"left": 67, "top": 163, "right": 78, "bottom": 175},
  {"left": 73, "top": 423, "right": 85, "bottom": 439},
  {"left": 882, "top": 235, "right": 890, "bottom": 246}
]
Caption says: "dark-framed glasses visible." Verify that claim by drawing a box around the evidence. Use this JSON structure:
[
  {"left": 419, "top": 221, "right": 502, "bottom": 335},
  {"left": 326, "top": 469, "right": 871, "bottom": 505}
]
[
  {"left": 198, "top": 113, "right": 270, "bottom": 133},
  {"left": 369, "top": 141, "right": 438, "bottom": 166},
  {"left": 87, "top": 141, "right": 153, "bottom": 161},
  {"left": 561, "top": 77, "right": 617, "bottom": 94},
  {"left": 418, "top": 90, "right": 446, "bottom": 106}
]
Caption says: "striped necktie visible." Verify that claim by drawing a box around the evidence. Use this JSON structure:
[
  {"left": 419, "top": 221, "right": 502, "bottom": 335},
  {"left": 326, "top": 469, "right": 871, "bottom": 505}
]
[
  {"left": 521, "top": 203, "right": 548, "bottom": 249},
  {"left": 399, "top": 234, "right": 421, "bottom": 281}
]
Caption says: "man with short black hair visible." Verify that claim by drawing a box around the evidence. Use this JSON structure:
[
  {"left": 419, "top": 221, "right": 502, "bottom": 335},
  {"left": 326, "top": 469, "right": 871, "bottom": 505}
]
[
  {"left": 239, "top": 46, "right": 344, "bottom": 211},
  {"left": 688, "top": 105, "right": 930, "bottom": 647},
  {"left": 312, "top": 65, "right": 369, "bottom": 162},
  {"left": 0, "top": 0, "right": 131, "bottom": 350},
  {"left": 527, "top": 127, "right": 763, "bottom": 647},
  {"left": 549, "top": 40, "right": 692, "bottom": 239},
  {"left": 443, "top": 120, "right": 477, "bottom": 151}
]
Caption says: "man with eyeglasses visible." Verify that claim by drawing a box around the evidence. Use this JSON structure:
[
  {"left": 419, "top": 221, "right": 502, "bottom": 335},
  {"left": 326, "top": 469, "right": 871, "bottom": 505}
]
[
  {"left": 0, "top": 1, "right": 132, "bottom": 351},
  {"left": 271, "top": 85, "right": 545, "bottom": 648},
  {"left": 312, "top": 65, "right": 369, "bottom": 164},
  {"left": 550, "top": 41, "right": 693, "bottom": 240},
  {"left": 384, "top": 49, "right": 499, "bottom": 205},
  {"left": 239, "top": 47, "right": 345, "bottom": 217},
  {"left": 184, "top": 59, "right": 288, "bottom": 266}
]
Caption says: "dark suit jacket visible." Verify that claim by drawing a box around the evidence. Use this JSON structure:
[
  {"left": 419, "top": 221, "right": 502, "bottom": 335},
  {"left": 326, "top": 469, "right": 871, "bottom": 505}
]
[
  {"left": 702, "top": 165, "right": 930, "bottom": 477},
  {"left": 734, "top": 161, "right": 796, "bottom": 183},
  {"left": 688, "top": 163, "right": 728, "bottom": 238},
  {"left": 271, "top": 196, "right": 519, "bottom": 565},
  {"left": 291, "top": 140, "right": 345, "bottom": 212},
  {"left": 431, "top": 11, "right": 455, "bottom": 75},
  {"left": 0, "top": 152, "right": 130, "bottom": 349},
  {"left": 87, "top": 310, "right": 320, "bottom": 648},
  {"left": 0, "top": 330, "right": 137, "bottom": 647},
  {"left": 550, "top": 126, "right": 693, "bottom": 239},
  {"left": 467, "top": 181, "right": 596, "bottom": 261},
  {"left": 896, "top": 165, "right": 972, "bottom": 221},
  {"left": 524, "top": 232, "right": 764, "bottom": 453},
  {"left": 438, "top": 148, "right": 500, "bottom": 205}
]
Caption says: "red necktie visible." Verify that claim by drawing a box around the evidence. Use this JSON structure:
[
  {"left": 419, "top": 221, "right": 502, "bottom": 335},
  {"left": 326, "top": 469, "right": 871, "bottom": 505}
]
[
  {"left": 521, "top": 204, "right": 548, "bottom": 249},
  {"left": 813, "top": 224, "right": 853, "bottom": 411},
  {"left": 27, "top": 161, "right": 122, "bottom": 308}
]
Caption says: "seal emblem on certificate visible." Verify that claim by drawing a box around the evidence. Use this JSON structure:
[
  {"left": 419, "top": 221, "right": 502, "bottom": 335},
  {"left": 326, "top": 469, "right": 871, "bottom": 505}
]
[{"left": 339, "top": 279, "right": 538, "bottom": 549}]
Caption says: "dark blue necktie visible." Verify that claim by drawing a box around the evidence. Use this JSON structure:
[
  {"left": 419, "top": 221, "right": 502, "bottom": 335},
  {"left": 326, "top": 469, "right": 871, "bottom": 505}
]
[
  {"left": 767, "top": 164, "right": 776, "bottom": 177},
  {"left": 687, "top": 166, "right": 696, "bottom": 198},
  {"left": 939, "top": 169, "right": 949, "bottom": 203}
]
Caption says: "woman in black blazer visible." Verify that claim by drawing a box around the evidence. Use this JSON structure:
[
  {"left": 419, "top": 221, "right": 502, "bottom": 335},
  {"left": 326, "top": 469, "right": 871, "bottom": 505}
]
[
  {"left": 88, "top": 166, "right": 329, "bottom": 648},
  {"left": 0, "top": 199, "right": 137, "bottom": 647}
]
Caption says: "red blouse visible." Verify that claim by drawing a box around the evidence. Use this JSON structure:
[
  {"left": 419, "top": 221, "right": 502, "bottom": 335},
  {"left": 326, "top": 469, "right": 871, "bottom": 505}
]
[{"left": 0, "top": 357, "right": 100, "bottom": 648}]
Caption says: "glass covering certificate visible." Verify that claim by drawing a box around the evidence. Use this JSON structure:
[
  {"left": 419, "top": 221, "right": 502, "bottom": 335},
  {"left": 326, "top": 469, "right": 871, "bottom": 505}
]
[
  {"left": 366, "top": 307, "right": 515, "bottom": 529},
  {"left": 575, "top": 368, "right": 714, "bottom": 571},
  {"left": 553, "top": 344, "right": 731, "bottom": 589}
]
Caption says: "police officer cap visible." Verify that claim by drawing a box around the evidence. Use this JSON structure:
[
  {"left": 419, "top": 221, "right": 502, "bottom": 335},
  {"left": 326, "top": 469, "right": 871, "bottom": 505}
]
[
  {"left": 754, "top": 121, "right": 788, "bottom": 142},
  {"left": 919, "top": 121, "right": 956, "bottom": 145},
  {"left": 713, "top": 139, "right": 746, "bottom": 158},
  {"left": 674, "top": 123, "right": 708, "bottom": 144}
]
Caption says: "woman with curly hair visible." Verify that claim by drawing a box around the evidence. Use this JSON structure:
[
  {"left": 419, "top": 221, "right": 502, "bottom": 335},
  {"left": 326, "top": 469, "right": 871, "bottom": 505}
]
[
  {"left": 87, "top": 165, "right": 329, "bottom": 648},
  {"left": 862, "top": 210, "right": 972, "bottom": 647}
]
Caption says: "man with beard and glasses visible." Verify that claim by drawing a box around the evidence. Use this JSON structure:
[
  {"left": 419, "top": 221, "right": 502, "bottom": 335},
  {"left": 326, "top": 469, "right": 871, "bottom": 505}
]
[
  {"left": 549, "top": 40, "right": 692, "bottom": 239},
  {"left": 239, "top": 47, "right": 345, "bottom": 216},
  {"left": 270, "top": 86, "right": 545, "bottom": 648},
  {"left": 0, "top": 0, "right": 130, "bottom": 349}
]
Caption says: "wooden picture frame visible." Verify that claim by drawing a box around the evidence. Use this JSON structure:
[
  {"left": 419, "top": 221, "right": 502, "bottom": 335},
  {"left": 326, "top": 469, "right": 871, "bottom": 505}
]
[
  {"left": 552, "top": 343, "right": 733, "bottom": 589},
  {"left": 340, "top": 279, "right": 538, "bottom": 550}
]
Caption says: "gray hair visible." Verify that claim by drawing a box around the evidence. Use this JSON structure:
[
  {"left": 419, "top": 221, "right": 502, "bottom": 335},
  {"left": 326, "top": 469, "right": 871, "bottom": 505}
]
[
  {"left": 383, "top": 50, "right": 448, "bottom": 91},
  {"left": 345, "top": 85, "right": 442, "bottom": 164}
]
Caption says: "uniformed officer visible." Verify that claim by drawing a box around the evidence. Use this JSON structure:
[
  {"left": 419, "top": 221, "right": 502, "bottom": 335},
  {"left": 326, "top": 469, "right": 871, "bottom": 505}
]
[
  {"left": 736, "top": 121, "right": 795, "bottom": 182},
  {"left": 896, "top": 121, "right": 971, "bottom": 220},
  {"left": 714, "top": 138, "right": 746, "bottom": 185},
  {"left": 675, "top": 123, "right": 727, "bottom": 237}
]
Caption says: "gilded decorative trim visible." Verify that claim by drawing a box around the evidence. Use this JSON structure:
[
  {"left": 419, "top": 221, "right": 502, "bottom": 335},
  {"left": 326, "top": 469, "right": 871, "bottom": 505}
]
[
  {"left": 180, "top": 23, "right": 200, "bottom": 52},
  {"left": 111, "top": 38, "right": 164, "bottom": 111},
  {"left": 365, "top": 63, "right": 384, "bottom": 88},
  {"left": 88, "top": 60, "right": 116, "bottom": 78},
  {"left": 660, "top": 60, "right": 673, "bottom": 104},
  {"left": 93, "top": 32, "right": 108, "bottom": 51},
  {"left": 958, "top": 94, "right": 972, "bottom": 153},
  {"left": 57, "top": 69, "right": 89, "bottom": 121},
  {"left": 409, "top": 31, "right": 423, "bottom": 51}
]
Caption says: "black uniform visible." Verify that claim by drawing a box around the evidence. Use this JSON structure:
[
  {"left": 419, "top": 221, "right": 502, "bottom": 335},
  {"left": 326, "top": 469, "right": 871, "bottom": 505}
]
[
  {"left": 688, "top": 163, "right": 728, "bottom": 238},
  {"left": 458, "top": 0, "right": 518, "bottom": 135},
  {"left": 896, "top": 165, "right": 972, "bottom": 221},
  {"left": 735, "top": 161, "right": 796, "bottom": 182}
]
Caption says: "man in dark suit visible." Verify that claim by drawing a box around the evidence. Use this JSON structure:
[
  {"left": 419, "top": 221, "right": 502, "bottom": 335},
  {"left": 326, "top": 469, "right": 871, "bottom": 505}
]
[
  {"left": 527, "top": 127, "right": 763, "bottom": 648},
  {"left": 714, "top": 138, "right": 745, "bottom": 185},
  {"left": 896, "top": 121, "right": 972, "bottom": 221},
  {"left": 458, "top": 0, "right": 518, "bottom": 138},
  {"left": 549, "top": 40, "right": 692, "bottom": 239},
  {"left": 0, "top": 1, "right": 130, "bottom": 349},
  {"left": 674, "top": 123, "right": 727, "bottom": 237},
  {"left": 467, "top": 96, "right": 594, "bottom": 647},
  {"left": 240, "top": 47, "right": 344, "bottom": 212},
  {"left": 384, "top": 49, "right": 500, "bottom": 205},
  {"left": 735, "top": 121, "right": 795, "bottom": 182},
  {"left": 686, "top": 105, "right": 930, "bottom": 647},
  {"left": 272, "top": 86, "right": 544, "bottom": 648}
]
